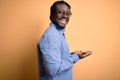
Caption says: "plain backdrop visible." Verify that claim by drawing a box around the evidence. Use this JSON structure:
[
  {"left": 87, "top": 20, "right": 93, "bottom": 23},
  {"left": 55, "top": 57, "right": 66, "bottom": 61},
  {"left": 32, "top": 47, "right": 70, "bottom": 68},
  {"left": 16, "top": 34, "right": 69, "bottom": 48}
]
[{"left": 0, "top": 0, "right": 120, "bottom": 80}]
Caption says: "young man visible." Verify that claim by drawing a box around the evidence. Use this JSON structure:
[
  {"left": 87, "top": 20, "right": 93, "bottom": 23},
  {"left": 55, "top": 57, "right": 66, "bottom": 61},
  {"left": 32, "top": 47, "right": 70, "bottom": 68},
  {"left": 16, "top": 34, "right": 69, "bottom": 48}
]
[{"left": 37, "top": 1, "right": 92, "bottom": 80}]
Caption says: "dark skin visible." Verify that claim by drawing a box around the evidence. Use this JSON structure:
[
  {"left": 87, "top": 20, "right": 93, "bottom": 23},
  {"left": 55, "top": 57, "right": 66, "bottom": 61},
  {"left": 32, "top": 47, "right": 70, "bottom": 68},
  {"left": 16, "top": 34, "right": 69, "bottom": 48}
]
[
  {"left": 51, "top": 4, "right": 92, "bottom": 59},
  {"left": 51, "top": 4, "right": 70, "bottom": 27}
]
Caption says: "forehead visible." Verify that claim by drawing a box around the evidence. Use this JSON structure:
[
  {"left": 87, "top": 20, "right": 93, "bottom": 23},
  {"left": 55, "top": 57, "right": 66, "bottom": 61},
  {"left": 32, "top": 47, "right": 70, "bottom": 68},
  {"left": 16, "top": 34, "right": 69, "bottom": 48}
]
[{"left": 56, "top": 4, "right": 70, "bottom": 11}]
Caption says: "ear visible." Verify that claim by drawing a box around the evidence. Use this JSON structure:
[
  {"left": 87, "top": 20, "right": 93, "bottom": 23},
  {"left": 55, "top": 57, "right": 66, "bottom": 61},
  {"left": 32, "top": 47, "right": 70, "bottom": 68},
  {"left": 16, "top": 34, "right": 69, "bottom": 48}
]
[
  {"left": 50, "top": 14, "right": 56, "bottom": 22},
  {"left": 50, "top": 15, "right": 53, "bottom": 19}
]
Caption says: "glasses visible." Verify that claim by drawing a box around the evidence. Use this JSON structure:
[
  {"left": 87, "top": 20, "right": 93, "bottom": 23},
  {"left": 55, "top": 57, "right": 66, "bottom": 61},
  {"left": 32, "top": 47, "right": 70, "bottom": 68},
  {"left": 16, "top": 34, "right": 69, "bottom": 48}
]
[{"left": 56, "top": 10, "right": 72, "bottom": 17}]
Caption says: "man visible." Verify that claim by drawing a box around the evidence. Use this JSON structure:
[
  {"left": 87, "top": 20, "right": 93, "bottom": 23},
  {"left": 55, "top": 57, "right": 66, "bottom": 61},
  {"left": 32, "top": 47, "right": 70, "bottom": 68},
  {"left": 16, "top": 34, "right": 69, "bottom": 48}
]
[{"left": 37, "top": 1, "right": 92, "bottom": 80}]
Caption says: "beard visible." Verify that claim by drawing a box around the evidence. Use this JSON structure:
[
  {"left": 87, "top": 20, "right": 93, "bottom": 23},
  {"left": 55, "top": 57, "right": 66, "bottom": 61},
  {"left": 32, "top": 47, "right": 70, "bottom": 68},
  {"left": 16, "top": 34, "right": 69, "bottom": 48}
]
[{"left": 53, "top": 22, "right": 66, "bottom": 29}]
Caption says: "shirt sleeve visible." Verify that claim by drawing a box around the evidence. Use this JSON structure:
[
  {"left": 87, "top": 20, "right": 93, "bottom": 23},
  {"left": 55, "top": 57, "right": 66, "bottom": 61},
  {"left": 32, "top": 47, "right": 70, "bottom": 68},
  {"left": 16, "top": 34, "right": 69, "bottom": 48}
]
[
  {"left": 39, "top": 34, "right": 79, "bottom": 76},
  {"left": 70, "top": 53, "right": 80, "bottom": 63}
]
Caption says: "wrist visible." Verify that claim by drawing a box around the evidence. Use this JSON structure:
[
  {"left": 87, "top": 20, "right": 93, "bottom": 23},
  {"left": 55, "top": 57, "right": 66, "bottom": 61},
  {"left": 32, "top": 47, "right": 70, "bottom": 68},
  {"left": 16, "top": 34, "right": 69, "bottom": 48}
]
[
  {"left": 77, "top": 54, "right": 81, "bottom": 59},
  {"left": 71, "top": 52, "right": 74, "bottom": 55},
  {"left": 71, "top": 52, "right": 81, "bottom": 59}
]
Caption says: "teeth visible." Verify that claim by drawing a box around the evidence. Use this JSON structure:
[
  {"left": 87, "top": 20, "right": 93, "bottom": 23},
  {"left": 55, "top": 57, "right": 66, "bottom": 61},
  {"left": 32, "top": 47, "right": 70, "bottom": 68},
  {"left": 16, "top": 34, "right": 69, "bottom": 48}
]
[{"left": 60, "top": 19, "right": 66, "bottom": 24}]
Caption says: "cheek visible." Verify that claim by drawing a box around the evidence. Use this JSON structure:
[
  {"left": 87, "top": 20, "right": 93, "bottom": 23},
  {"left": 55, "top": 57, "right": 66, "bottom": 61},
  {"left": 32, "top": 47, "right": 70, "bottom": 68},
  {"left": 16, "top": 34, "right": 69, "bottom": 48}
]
[
  {"left": 55, "top": 14, "right": 62, "bottom": 19},
  {"left": 52, "top": 14, "right": 62, "bottom": 22},
  {"left": 54, "top": 17, "right": 60, "bottom": 22},
  {"left": 53, "top": 15, "right": 59, "bottom": 21}
]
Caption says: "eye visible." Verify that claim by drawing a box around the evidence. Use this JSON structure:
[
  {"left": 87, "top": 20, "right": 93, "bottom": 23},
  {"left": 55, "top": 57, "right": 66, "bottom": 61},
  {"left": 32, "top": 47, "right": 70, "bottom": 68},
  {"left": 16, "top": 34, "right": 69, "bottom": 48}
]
[
  {"left": 56, "top": 10, "right": 72, "bottom": 17},
  {"left": 57, "top": 10, "right": 63, "bottom": 15}
]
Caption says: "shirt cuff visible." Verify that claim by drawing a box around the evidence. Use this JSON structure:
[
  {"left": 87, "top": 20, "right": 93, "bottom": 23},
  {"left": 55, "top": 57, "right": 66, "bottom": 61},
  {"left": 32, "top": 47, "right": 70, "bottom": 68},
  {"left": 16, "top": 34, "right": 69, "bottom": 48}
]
[{"left": 70, "top": 54, "right": 79, "bottom": 63}]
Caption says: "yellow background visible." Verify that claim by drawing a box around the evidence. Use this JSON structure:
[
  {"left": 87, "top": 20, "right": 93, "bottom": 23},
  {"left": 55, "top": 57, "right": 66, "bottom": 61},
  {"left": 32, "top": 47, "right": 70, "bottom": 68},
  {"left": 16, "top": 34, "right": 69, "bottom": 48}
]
[{"left": 0, "top": 0, "right": 120, "bottom": 80}]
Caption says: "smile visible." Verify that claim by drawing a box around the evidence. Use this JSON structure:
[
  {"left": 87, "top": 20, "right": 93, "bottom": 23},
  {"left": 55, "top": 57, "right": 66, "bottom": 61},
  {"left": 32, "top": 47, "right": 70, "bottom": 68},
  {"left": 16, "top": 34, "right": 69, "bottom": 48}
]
[{"left": 59, "top": 19, "right": 67, "bottom": 24}]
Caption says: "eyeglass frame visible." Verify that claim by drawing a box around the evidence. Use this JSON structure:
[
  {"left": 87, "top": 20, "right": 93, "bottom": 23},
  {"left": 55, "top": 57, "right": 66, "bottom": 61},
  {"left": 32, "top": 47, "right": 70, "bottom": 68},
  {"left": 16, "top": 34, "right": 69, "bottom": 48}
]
[{"left": 55, "top": 10, "right": 72, "bottom": 17}]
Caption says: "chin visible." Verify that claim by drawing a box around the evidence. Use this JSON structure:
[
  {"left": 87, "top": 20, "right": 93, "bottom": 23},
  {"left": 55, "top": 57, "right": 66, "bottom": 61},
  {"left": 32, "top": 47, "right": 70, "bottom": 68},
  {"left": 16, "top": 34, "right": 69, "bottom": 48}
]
[
  {"left": 60, "top": 25, "right": 66, "bottom": 27},
  {"left": 56, "top": 23, "right": 66, "bottom": 28},
  {"left": 59, "top": 23, "right": 67, "bottom": 28},
  {"left": 59, "top": 25, "right": 66, "bottom": 29},
  {"left": 53, "top": 22, "right": 67, "bottom": 28}
]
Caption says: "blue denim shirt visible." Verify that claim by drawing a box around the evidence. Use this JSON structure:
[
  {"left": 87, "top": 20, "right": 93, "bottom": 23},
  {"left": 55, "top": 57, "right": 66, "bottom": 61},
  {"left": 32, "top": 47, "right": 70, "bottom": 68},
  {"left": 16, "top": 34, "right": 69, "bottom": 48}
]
[{"left": 37, "top": 23, "right": 79, "bottom": 80}]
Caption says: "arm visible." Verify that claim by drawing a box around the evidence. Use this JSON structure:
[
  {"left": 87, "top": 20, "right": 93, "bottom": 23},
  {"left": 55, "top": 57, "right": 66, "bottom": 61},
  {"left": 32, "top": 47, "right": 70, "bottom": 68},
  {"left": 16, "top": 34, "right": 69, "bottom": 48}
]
[{"left": 39, "top": 34, "right": 79, "bottom": 76}]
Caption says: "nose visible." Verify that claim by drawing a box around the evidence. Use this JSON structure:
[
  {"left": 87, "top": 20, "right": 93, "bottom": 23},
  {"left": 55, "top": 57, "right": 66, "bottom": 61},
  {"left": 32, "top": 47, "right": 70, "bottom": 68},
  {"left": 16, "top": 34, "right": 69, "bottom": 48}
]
[{"left": 62, "top": 12, "right": 68, "bottom": 18}]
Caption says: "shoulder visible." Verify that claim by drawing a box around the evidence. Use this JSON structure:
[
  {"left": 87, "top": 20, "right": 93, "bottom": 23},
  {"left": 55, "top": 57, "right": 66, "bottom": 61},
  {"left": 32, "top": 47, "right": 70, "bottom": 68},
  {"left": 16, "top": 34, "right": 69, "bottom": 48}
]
[
  {"left": 43, "top": 26, "right": 59, "bottom": 39},
  {"left": 40, "top": 27, "right": 61, "bottom": 43},
  {"left": 39, "top": 28, "right": 61, "bottom": 49}
]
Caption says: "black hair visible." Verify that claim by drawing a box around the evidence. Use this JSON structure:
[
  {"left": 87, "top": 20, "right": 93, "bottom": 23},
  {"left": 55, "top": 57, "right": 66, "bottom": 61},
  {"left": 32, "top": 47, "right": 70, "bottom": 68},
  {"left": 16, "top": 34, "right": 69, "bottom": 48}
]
[{"left": 50, "top": 0, "right": 71, "bottom": 21}]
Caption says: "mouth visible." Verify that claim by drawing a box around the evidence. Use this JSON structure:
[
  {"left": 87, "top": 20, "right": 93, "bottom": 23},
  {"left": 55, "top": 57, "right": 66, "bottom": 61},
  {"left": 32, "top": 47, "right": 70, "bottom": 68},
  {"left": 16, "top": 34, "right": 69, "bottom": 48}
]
[{"left": 59, "top": 19, "right": 68, "bottom": 25}]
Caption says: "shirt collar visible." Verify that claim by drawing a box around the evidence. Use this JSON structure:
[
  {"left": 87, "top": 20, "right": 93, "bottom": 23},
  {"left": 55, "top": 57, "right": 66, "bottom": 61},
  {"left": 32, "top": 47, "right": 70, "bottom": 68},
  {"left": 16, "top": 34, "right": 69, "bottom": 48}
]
[{"left": 50, "top": 23, "right": 65, "bottom": 34}]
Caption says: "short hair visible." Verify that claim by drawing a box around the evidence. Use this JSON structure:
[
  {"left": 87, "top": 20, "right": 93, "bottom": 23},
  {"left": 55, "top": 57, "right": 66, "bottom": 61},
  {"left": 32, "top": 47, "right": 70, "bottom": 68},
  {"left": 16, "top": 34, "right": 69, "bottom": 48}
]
[{"left": 50, "top": 0, "right": 71, "bottom": 21}]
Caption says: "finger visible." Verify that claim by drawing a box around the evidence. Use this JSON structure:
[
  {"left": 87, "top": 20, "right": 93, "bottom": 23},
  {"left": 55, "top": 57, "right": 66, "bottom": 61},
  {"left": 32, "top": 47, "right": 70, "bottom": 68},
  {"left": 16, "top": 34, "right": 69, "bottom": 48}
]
[
  {"left": 84, "top": 51, "right": 92, "bottom": 55},
  {"left": 82, "top": 52, "right": 92, "bottom": 58}
]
